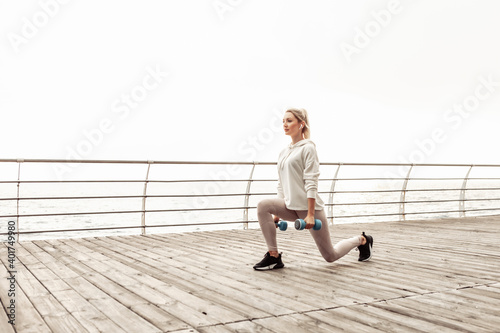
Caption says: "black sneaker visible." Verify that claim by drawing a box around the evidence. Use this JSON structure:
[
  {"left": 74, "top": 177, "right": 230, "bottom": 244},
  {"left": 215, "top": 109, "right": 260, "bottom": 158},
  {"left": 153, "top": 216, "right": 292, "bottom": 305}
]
[
  {"left": 358, "top": 232, "right": 373, "bottom": 262},
  {"left": 253, "top": 252, "right": 284, "bottom": 270}
]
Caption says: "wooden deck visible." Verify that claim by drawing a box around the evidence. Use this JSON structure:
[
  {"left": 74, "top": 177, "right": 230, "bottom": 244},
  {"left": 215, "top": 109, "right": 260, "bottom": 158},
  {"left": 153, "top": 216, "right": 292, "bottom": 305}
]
[{"left": 1, "top": 215, "right": 500, "bottom": 333}]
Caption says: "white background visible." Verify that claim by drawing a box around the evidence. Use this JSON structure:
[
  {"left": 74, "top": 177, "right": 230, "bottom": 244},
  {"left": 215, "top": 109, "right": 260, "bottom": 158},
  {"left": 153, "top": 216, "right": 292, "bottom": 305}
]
[{"left": 1, "top": 0, "right": 500, "bottom": 173}]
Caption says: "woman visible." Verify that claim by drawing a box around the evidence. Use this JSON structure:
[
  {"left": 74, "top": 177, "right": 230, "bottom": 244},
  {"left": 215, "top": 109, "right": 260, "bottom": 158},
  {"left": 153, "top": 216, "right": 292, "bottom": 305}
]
[{"left": 253, "top": 108, "right": 373, "bottom": 270}]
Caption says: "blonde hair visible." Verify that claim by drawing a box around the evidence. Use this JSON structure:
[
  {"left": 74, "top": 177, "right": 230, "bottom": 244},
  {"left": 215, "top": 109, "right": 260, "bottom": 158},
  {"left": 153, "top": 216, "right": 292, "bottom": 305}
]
[{"left": 286, "top": 108, "right": 310, "bottom": 139}]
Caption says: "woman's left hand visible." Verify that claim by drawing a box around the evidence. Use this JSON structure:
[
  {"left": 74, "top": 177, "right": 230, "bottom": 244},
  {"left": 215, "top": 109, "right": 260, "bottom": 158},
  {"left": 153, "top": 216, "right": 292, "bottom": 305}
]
[{"left": 304, "top": 215, "right": 316, "bottom": 229}]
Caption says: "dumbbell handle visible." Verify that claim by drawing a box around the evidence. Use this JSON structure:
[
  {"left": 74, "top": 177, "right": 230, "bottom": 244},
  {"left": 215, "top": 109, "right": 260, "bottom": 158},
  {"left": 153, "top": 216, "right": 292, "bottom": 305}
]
[{"left": 295, "top": 218, "right": 322, "bottom": 230}]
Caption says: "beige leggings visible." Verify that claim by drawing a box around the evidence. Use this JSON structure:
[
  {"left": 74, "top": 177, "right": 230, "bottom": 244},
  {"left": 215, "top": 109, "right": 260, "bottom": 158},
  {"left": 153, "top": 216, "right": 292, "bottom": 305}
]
[{"left": 257, "top": 198, "right": 362, "bottom": 262}]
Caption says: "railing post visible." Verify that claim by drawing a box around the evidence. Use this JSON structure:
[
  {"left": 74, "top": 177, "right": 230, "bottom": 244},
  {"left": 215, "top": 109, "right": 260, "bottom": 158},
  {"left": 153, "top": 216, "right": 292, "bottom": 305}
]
[
  {"left": 399, "top": 164, "right": 414, "bottom": 221},
  {"left": 16, "top": 159, "right": 23, "bottom": 241},
  {"left": 141, "top": 161, "right": 153, "bottom": 235},
  {"left": 328, "top": 163, "right": 342, "bottom": 225},
  {"left": 459, "top": 165, "right": 473, "bottom": 217},
  {"left": 243, "top": 162, "right": 256, "bottom": 230}
]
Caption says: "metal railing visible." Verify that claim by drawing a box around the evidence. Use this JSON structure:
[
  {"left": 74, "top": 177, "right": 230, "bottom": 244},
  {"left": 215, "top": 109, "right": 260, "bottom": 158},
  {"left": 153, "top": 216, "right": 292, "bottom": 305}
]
[{"left": 1, "top": 158, "right": 500, "bottom": 240}]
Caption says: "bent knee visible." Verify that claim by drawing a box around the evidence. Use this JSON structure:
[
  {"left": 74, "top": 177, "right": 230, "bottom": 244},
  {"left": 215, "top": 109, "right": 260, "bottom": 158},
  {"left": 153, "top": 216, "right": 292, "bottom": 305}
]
[
  {"left": 323, "top": 254, "right": 339, "bottom": 263},
  {"left": 257, "top": 199, "right": 273, "bottom": 213}
]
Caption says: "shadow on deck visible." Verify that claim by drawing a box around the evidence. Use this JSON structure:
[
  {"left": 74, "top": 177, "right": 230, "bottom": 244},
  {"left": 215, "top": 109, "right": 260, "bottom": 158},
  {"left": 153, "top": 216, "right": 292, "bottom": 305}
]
[{"left": 1, "top": 216, "right": 500, "bottom": 332}]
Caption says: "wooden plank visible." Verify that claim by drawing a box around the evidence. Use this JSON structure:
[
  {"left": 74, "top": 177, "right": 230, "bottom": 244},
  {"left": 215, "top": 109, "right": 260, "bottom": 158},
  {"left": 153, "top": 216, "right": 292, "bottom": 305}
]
[
  {"left": 88, "top": 298, "right": 162, "bottom": 332},
  {"left": 365, "top": 302, "right": 461, "bottom": 332},
  {"left": 52, "top": 289, "right": 127, "bottom": 333},
  {"left": 252, "top": 315, "right": 320, "bottom": 333},
  {"left": 221, "top": 320, "right": 276, "bottom": 333},
  {"left": 437, "top": 288, "right": 500, "bottom": 315},
  {"left": 386, "top": 295, "right": 499, "bottom": 332},
  {"left": 374, "top": 298, "right": 488, "bottom": 332},
  {"left": 0, "top": 308, "right": 15, "bottom": 333},
  {"left": 309, "top": 306, "right": 408, "bottom": 332},
  {"left": 288, "top": 312, "right": 355, "bottom": 332},
  {"left": 63, "top": 274, "right": 163, "bottom": 331},
  {"left": 196, "top": 324, "right": 234, "bottom": 333},
  {"left": 130, "top": 303, "right": 194, "bottom": 332}
]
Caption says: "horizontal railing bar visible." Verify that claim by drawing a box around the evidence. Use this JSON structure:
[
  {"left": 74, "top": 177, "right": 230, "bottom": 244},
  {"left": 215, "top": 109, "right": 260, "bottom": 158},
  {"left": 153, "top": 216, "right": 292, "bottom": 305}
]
[
  {"left": 322, "top": 177, "right": 500, "bottom": 181},
  {"left": 0, "top": 180, "right": 145, "bottom": 184},
  {"left": 0, "top": 179, "right": 278, "bottom": 184},
  {"left": 3, "top": 176, "right": 500, "bottom": 184},
  {"left": 0, "top": 211, "right": 142, "bottom": 218},
  {"left": 320, "top": 178, "right": 451, "bottom": 181},
  {"left": 0, "top": 179, "right": 144, "bottom": 184},
  {"left": 0, "top": 206, "right": 259, "bottom": 219},
  {"left": 146, "top": 179, "right": 276, "bottom": 183},
  {"left": 5, "top": 158, "right": 500, "bottom": 167},
  {"left": 328, "top": 212, "right": 403, "bottom": 219},
  {"left": 406, "top": 207, "right": 500, "bottom": 214},
  {"left": 323, "top": 187, "right": 500, "bottom": 194},
  {"left": 2, "top": 177, "right": 500, "bottom": 185},
  {"left": 325, "top": 197, "right": 500, "bottom": 206},
  {"left": 319, "top": 162, "right": 500, "bottom": 167},
  {"left": 3, "top": 178, "right": 500, "bottom": 185},
  {"left": 455, "top": 187, "right": 500, "bottom": 191},
  {"left": 0, "top": 192, "right": 277, "bottom": 201},
  {"left": 144, "top": 220, "right": 259, "bottom": 229},
  {"left": 0, "top": 158, "right": 278, "bottom": 165},
  {"left": 329, "top": 207, "right": 500, "bottom": 219},
  {"left": 0, "top": 195, "right": 144, "bottom": 201},
  {"left": 0, "top": 220, "right": 260, "bottom": 236},
  {"left": 2, "top": 177, "right": 499, "bottom": 185},
  {"left": 3, "top": 193, "right": 500, "bottom": 204},
  {"left": 2, "top": 225, "right": 144, "bottom": 235},
  {"left": 3, "top": 195, "right": 498, "bottom": 207},
  {"left": 2, "top": 184, "right": 498, "bottom": 194}
]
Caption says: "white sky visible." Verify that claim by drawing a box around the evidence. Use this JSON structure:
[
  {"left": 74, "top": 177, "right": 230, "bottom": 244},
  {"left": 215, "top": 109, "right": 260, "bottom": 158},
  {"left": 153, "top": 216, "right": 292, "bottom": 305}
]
[{"left": 1, "top": 0, "right": 500, "bottom": 171}]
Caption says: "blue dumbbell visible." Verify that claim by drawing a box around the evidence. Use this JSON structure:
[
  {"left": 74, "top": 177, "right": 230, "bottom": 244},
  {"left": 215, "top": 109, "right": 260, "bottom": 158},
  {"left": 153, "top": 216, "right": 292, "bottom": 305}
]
[
  {"left": 275, "top": 220, "right": 288, "bottom": 231},
  {"left": 275, "top": 219, "right": 322, "bottom": 231},
  {"left": 294, "top": 218, "right": 322, "bottom": 230}
]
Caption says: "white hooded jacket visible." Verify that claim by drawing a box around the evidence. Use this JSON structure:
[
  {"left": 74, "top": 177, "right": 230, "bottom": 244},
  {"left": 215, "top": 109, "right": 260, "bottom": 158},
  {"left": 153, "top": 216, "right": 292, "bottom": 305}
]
[{"left": 276, "top": 139, "right": 324, "bottom": 210}]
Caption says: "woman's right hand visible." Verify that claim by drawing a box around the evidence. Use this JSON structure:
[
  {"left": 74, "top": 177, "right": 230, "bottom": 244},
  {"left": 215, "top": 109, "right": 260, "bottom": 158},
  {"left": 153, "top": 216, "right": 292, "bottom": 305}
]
[{"left": 273, "top": 215, "right": 280, "bottom": 223}]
